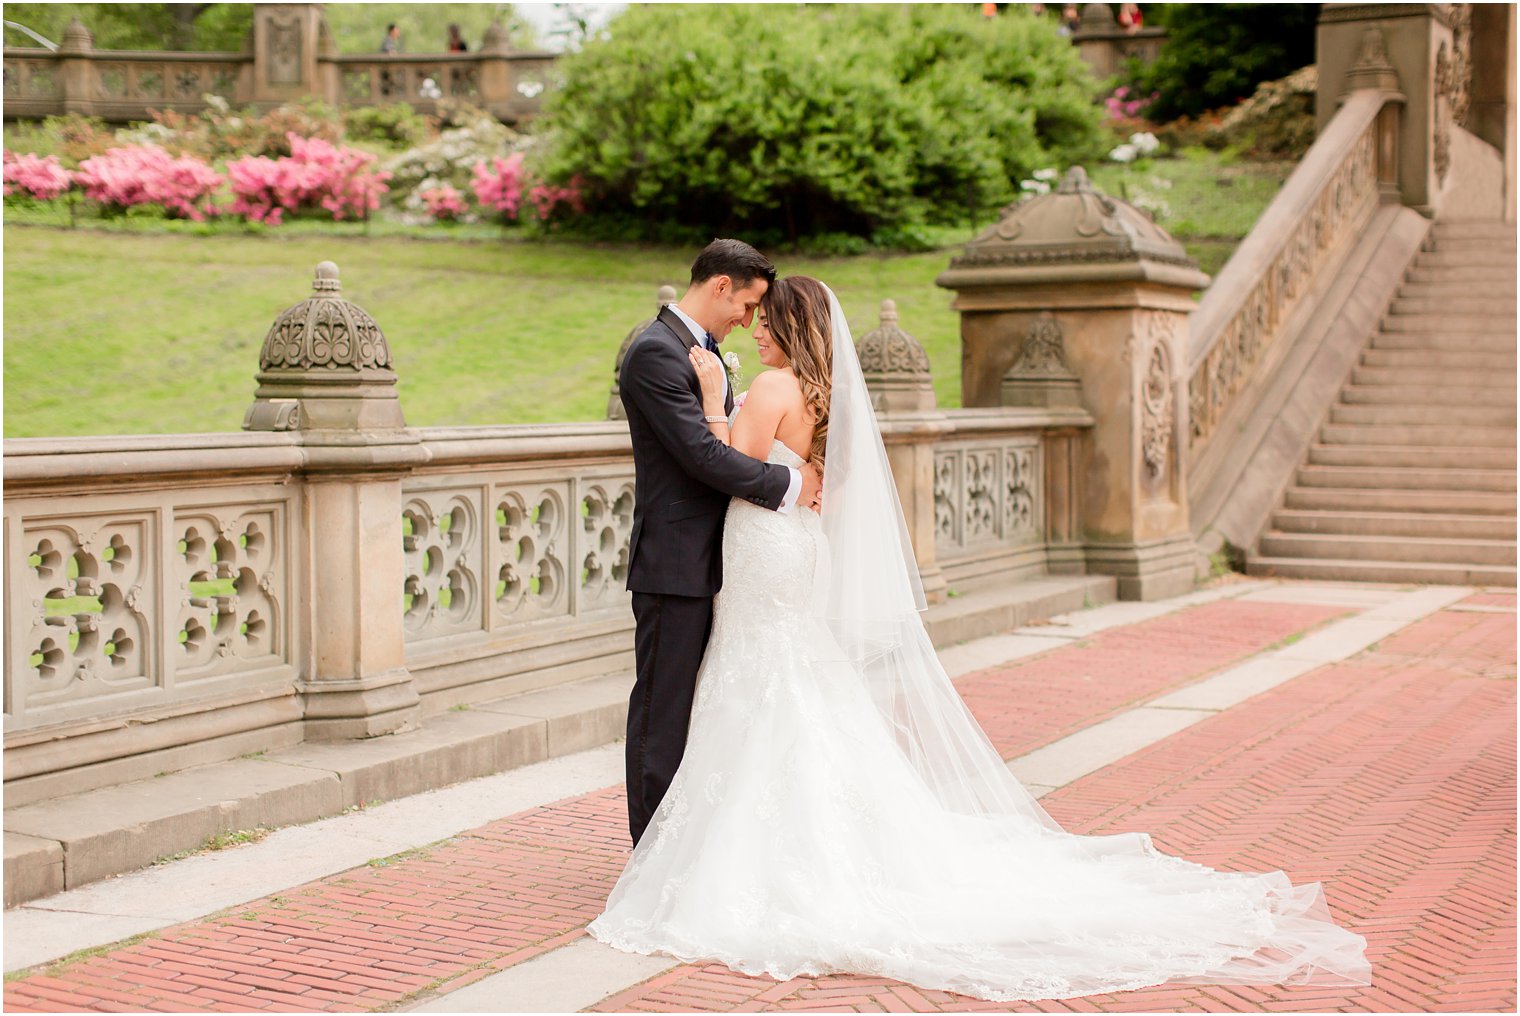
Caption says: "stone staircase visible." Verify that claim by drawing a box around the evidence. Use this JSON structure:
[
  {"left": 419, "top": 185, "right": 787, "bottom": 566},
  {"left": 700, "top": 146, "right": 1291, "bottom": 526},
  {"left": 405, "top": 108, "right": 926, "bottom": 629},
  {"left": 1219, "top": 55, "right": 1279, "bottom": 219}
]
[{"left": 1250, "top": 218, "right": 1518, "bottom": 585}]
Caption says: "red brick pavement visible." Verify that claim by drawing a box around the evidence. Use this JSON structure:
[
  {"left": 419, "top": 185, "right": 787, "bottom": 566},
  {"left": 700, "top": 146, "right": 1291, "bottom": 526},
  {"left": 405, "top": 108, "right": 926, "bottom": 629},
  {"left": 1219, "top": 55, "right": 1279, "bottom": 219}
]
[
  {"left": 6, "top": 597, "right": 1512, "bottom": 1014},
  {"left": 592, "top": 605, "right": 1517, "bottom": 1014}
]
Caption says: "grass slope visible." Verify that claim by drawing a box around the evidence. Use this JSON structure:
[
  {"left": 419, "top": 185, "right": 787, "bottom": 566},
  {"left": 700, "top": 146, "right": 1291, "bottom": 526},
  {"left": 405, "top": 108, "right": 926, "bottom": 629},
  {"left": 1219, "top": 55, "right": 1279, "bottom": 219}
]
[{"left": 3, "top": 228, "right": 970, "bottom": 438}]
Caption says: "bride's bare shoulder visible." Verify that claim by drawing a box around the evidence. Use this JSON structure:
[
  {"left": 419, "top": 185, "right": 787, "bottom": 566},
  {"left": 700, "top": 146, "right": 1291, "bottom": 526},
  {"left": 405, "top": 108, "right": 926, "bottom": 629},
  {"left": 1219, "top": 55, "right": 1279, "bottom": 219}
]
[{"left": 744, "top": 369, "right": 803, "bottom": 405}]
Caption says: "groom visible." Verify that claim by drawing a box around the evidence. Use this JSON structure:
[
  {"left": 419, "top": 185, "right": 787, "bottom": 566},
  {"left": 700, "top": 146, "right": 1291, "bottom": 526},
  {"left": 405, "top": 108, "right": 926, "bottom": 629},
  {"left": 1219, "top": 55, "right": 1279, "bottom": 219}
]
[{"left": 618, "top": 239, "right": 821, "bottom": 846}]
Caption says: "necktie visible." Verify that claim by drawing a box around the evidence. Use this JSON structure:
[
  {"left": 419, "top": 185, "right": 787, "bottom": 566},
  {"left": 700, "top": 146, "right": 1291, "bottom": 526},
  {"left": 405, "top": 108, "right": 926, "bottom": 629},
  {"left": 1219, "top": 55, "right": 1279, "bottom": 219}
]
[{"left": 703, "top": 332, "right": 719, "bottom": 356}]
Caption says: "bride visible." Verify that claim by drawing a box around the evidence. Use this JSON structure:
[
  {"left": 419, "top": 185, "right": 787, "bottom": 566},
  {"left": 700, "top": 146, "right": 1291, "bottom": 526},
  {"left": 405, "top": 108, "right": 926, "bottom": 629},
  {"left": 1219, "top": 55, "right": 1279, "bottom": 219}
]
[{"left": 587, "top": 276, "right": 1371, "bottom": 1002}]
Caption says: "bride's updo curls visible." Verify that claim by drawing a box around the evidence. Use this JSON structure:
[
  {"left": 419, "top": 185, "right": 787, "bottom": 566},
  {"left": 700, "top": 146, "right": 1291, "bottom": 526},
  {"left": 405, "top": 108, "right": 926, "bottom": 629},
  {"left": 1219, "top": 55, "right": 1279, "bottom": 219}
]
[{"left": 760, "top": 275, "right": 833, "bottom": 471}]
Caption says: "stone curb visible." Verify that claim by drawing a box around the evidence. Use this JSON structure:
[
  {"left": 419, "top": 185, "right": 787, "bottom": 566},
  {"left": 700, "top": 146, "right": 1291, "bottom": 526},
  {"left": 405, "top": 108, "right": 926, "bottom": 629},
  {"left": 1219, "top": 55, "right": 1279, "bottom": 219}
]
[{"left": 3, "top": 575, "right": 1114, "bottom": 909}]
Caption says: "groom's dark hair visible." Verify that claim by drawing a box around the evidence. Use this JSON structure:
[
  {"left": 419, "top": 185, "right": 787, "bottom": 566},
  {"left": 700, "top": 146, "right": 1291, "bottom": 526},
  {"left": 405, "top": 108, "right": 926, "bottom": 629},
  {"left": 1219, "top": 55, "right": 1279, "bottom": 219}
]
[{"left": 690, "top": 238, "right": 776, "bottom": 289}]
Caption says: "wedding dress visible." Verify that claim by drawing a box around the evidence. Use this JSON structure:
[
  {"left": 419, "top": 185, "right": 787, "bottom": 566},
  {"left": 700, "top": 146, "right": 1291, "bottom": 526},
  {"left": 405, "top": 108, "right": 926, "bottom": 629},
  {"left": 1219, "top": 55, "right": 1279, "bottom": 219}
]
[{"left": 588, "top": 289, "right": 1370, "bottom": 1002}]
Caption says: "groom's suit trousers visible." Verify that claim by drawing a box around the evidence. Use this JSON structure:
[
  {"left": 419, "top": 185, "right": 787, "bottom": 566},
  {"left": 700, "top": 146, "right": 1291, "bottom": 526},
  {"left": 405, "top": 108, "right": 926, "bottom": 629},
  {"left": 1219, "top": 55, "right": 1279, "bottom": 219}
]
[{"left": 626, "top": 591, "right": 714, "bottom": 846}]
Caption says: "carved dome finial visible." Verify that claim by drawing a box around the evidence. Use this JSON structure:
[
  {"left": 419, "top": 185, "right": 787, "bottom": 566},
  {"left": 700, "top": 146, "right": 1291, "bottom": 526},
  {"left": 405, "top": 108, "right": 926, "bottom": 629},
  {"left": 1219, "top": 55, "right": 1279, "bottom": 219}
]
[
  {"left": 856, "top": 298, "right": 936, "bottom": 412},
  {"left": 60, "top": 17, "right": 94, "bottom": 52},
  {"left": 245, "top": 262, "right": 403, "bottom": 432},
  {"left": 608, "top": 284, "right": 680, "bottom": 420}
]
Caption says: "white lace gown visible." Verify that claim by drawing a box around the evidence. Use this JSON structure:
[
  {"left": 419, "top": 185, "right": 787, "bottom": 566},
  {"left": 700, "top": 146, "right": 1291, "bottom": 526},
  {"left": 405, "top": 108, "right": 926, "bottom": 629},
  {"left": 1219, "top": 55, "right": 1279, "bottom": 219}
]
[{"left": 588, "top": 440, "right": 1370, "bottom": 1002}]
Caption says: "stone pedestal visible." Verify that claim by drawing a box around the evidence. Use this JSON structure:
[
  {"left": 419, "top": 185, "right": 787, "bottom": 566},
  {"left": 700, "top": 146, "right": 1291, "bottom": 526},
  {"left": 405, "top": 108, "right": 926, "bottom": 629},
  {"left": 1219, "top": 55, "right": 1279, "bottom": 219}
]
[
  {"left": 246, "top": 262, "right": 422, "bottom": 739},
  {"left": 856, "top": 300, "right": 948, "bottom": 605},
  {"left": 251, "top": 2, "right": 328, "bottom": 107},
  {"left": 937, "top": 167, "right": 1208, "bottom": 600},
  {"left": 56, "top": 19, "right": 95, "bottom": 116}
]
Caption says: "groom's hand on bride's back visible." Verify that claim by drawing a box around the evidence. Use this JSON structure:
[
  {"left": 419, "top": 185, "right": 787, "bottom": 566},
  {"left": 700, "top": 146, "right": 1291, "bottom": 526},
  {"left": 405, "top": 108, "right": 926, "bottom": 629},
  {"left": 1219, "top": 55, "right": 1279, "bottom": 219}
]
[{"left": 800, "top": 461, "right": 822, "bottom": 512}]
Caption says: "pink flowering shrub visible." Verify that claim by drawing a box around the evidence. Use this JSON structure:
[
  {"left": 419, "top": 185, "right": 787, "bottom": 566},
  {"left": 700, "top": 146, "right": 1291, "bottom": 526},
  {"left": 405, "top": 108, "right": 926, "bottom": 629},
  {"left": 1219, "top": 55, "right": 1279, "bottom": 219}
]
[
  {"left": 3, "top": 151, "right": 73, "bottom": 200},
  {"left": 225, "top": 132, "right": 390, "bottom": 225},
  {"left": 419, "top": 183, "right": 468, "bottom": 221},
  {"left": 472, "top": 153, "right": 584, "bottom": 224},
  {"left": 471, "top": 153, "right": 527, "bottom": 219},
  {"left": 1105, "top": 86, "right": 1159, "bottom": 121},
  {"left": 73, "top": 145, "right": 223, "bottom": 219}
]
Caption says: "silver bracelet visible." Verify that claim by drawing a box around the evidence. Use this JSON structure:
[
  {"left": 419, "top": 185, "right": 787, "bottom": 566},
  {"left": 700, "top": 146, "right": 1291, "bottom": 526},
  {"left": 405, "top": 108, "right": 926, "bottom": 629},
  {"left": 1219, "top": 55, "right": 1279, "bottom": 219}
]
[{"left": 704, "top": 415, "right": 728, "bottom": 424}]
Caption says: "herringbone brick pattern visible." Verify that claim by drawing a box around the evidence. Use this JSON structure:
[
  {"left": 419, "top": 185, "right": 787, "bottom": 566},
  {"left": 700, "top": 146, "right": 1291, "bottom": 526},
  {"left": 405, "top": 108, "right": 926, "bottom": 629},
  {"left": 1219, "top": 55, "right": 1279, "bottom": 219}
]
[
  {"left": 4, "top": 598, "right": 1512, "bottom": 1014},
  {"left": 954, "top": 599, "right": 1347, "bottom": 759},
  {"left": 592, "top": 607, "right": 1517, "bottom": 1013}
]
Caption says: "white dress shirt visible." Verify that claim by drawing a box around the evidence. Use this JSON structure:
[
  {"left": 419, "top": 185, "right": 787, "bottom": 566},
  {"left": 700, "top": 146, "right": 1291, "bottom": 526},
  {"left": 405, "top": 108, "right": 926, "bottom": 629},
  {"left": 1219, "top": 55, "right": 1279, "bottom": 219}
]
[{"left": 667, "top": 303, "right": 802, "bottom": 513}]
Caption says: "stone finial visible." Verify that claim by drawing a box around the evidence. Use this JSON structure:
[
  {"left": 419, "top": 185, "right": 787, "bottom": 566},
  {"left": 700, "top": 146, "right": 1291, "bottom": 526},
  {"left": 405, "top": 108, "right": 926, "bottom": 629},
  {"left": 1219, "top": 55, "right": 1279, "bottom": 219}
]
[
  {"left": 244, "top": 262, "right": 404, "bottom": 432},
  {"left": 937, "top": 165, "right": 1208, "bottom": 296},
  {"left": 1343, "top": 27, "right": 1402, "bottom": 95},
  {"left": 1078, "top": 2, "right": 1117, "bottom": 30},
  {"left": 608, "top": 285, "right": 679, "bottom": 420},
  {"left": 481, "top": 20, "right": 511, "bottom": 54},
  {"left": 59, "top": 17, "right": 94, "bottom": 53},
  {"left": 857, "top": 299, "right": 936, "bottom": 413}
]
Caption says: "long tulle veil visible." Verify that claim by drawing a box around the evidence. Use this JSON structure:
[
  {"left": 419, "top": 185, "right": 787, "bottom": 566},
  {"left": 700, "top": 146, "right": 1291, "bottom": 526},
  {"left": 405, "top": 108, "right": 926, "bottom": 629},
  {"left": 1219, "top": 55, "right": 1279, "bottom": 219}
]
[{"left": 814, "top": 285, "right": 1062, "bottom": 826}]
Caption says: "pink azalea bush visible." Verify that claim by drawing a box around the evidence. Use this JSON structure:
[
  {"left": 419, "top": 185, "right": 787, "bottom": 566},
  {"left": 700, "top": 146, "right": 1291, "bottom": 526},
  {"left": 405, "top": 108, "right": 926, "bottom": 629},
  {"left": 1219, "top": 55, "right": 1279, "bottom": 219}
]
[
  {"left": 472, "top": 152, "right": 584, "bottom": 223},
  {"left": 1105, "top": 86, "right": 1159, "bottom": 121},
  {"left": 73, "top": 144, "right": 222, "bottom": 219},
  {"left": 419, "top": 183, "right": 468, "bottom": 221},
  {"left": 471, "top": 153, "right": 527, "bottom": 219},
  {"left": 225, "top": 132, "right": 390, "bottom": 225},
  {"left": 2, "top": 151, "right": 73, "bottom": 200}
]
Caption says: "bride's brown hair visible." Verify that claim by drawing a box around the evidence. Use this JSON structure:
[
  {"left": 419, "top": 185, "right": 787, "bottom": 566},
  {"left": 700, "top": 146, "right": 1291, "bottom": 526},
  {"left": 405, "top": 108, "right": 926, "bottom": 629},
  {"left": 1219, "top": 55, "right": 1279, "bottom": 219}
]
[{"left": 760, "top": 275, "right": 833, "bottom": 470}]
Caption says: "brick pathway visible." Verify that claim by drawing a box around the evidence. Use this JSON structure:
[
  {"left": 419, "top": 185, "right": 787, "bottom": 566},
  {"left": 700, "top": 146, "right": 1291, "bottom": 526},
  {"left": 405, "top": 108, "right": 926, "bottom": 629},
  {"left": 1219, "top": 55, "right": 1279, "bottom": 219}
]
[{"left": 4, "top": 595, "right": 1513, "bottom": 1014}]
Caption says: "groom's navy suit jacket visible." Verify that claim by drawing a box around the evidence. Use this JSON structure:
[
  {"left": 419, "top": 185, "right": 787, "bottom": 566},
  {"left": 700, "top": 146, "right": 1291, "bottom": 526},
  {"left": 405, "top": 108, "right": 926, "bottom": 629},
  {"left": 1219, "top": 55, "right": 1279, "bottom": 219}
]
[{"left": 619, "top": 306, "right": 791, "bottom": 598}]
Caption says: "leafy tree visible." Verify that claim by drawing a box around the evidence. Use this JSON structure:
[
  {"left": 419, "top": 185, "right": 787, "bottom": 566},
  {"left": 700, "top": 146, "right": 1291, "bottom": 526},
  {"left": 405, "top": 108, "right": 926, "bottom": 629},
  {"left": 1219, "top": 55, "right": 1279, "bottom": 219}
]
[
  {"left": 1129, "top": 4, "right": 1320, "bottom": 121},
  {"left": 534, "top": 4, "right": 1105, "bottom": 245},
  {"left": 2, "top": 4, "right": 253, "bottom": 51}
]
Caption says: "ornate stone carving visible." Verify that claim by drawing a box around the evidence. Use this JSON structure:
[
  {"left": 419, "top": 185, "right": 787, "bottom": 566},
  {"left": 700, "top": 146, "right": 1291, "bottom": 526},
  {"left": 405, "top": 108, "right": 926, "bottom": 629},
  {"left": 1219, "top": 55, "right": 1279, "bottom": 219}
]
[
  {"left": 945, "top": 166, "right": 1199, "bottom": 273},
  {"left": 930, "top": 441, "right": 1044, "bottom": 558},
  {"left": 1433, "top": 8, "right": 1471, "bottom": 186},
  {"left": 1137, "top": 314, "right": 1176, "bottom": 479},
  {"left": 494, "top": 485, "right": 569, "bottom": 621},
  {"left": 402, "top": 492, "right": 481, "bottom": 640},
  {"left": 1434, "top": 40, "right": 1453, "bottom": 184},
  {"left": 21, "top": 517, "right": 154, "bottom": 716},
  {"left": 174, "top": 505, "right": 288, "bottom": 678},
  {"left": 1002, "top": 312, "right": 1082, "bottom": 409},
  {"left": 258, "top": 262, "right": 392, "bottom": 372},
  {"left": 1343, "top": 27, "right": 1400, "bottom": 94},
  {"left": 579, "top": 481, "right": 635, "bottom": 609},
  {"left": 857, "top": 300, "right": 931, "bottom": 374},
  {"left": 1012, "top": 312, "right": 1070, "bottom": 374},
  {"left": 1189, "top": 122, "right": 1377, "bottom": 450},
  {"left": 857, "top": 299, "right": 936, "bottom": 412},
  {"left": 265, "top": 14, "right": 302, "bottom": 86},
  {"left": 247, "top": 262, "right": 404, "bottom": 431},
  {"left": 609, "top": 285, "right": 678, "bottom": 421}
]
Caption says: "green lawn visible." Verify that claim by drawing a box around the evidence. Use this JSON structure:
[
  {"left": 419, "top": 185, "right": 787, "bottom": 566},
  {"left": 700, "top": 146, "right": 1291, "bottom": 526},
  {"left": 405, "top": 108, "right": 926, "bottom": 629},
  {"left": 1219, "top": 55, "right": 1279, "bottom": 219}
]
[
  {"left": 2, "top": 227, "right": 977, "bottom": 438},
  {"left": 2, "top": 151, "right": 1293, "bottom": 439}
]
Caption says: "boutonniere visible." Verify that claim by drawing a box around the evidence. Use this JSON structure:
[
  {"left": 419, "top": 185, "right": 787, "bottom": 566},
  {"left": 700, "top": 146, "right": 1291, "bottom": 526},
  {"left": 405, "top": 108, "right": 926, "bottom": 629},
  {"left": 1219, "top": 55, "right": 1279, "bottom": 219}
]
[{"left": 722, "top": 350, "right": 744, "bottom": 387}]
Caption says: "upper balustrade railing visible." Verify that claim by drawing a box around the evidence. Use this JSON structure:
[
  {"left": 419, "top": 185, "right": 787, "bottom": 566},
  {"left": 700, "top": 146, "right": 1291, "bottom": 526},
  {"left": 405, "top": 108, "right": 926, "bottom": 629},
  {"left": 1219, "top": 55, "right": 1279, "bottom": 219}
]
[{"left": 1186, "top": 88, "right": 1396, "bottom": 474}]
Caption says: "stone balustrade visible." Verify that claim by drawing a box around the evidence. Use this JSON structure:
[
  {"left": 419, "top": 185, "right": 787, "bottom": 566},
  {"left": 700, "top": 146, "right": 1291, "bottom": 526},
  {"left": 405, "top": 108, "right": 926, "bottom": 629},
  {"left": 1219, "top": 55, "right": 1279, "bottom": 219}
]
[{"left": 2, "top": 265, "right": 1093, "bottom": 806}]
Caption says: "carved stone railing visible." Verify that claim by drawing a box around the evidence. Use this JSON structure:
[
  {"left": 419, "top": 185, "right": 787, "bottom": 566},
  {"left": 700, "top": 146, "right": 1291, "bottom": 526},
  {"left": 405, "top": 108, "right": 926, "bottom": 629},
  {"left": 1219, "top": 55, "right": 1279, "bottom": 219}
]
[
  {"left": 2, "top": 7, "right": 558, "bottom": 125},
  {"left": 1186, "top": 88, "right": 1394, "bottom": 477}
]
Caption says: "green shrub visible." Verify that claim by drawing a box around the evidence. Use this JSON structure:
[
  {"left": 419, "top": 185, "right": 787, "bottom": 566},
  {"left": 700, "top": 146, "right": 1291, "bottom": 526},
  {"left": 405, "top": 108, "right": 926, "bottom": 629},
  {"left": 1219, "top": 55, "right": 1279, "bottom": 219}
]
[
  {"left": 534, "top": 4, "right": 1105, "bottom": 245},
  {"left": 1126, "top": 4, "right": 1319, "bottom": 122},
  {"left": 344, "top": 103, "right": 437, "bottom": 150}
]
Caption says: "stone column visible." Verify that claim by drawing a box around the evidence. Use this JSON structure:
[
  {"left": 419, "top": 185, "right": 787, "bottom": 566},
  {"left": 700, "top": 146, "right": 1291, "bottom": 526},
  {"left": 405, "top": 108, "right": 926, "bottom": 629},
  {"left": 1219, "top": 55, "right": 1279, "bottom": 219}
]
[
  {"left": 1316, "top": 4, "right": 1453, "bottom": 214},
  {"left": 608, "top": 285, "right": 677, "bottom": 421},
  {"left": 936, "top": 167, "right": 1208, "bottom": 600},
  {"left": 245, "top": 262, "right": 423, "bottom": 739},
  {"left": 251, "top": 3, "right": 330, "bottom": 108},
  {"left": 56, "top": 18, "right": 94, "bottom": 117},
  {"left": 477, "top": 21, "right": 515, "bottom": 123},
  {"left": 856, "top": 300, "right": 948, "bottom": 604}
]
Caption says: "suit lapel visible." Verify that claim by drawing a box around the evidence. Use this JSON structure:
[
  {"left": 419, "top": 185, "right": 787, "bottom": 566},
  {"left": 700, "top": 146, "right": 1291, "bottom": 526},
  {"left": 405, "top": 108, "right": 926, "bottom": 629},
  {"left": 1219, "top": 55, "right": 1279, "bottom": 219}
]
[{"left": 657, "top": 306, "right": 700, "bottom": 350}]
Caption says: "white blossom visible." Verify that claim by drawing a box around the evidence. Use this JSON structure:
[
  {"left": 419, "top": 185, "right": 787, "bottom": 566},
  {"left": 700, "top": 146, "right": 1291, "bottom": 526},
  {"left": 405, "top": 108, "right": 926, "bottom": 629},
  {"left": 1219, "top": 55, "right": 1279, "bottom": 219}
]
[{"left": 1108, "top": 143, "right": 1138, "bottom": 163}]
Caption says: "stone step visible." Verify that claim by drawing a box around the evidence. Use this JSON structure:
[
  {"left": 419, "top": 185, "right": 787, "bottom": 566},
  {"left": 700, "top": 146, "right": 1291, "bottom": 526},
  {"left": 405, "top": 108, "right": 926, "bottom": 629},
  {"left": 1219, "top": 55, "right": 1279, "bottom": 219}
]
[
  {"left": 1431, "top": 218, "right": 1517, "bottom": 238},
  {"left": 1389, "top": 296, "right": 1516, "bottom": 317},
  {"left": 1259, "top": 531, "right": 1516, "bottom": 567},
  {"left": 1382, "top": 313, "right": 1517, "bottom": 334},
  {"left": 1329, "top": 402, "right": 1517, "bottom": 427},
  {"left": 1296, "top": 464, "right": 1517, "bottom": 493},
  {"left": 1306, "top": 442, "right": 1517, "bottom": 470},
  {"left": 1339, "top": 384, "right": 1516, "bottom": 407},
  {"left": 1321, "top": 422, "right": 1516, "bottom": 448},
  {"left": 1247, "top": 554, "right": 1516, "bottom": 586},
  {"left": 1360, "top": 348, "right": 1517, "bottom": 370},
  {"left": 1351, "top": 365, "right": 1517, "bottom": 390},
  {"left": 1413, "top": 250, "right": 1519, "bottom": 269},
  {"left": 1406, "top": 266, "right": 1519, "bottom": 284},
  {"left": 1371, "top": 330, "right": 1517, "bottom": 352},
  {"left": 1394, "top": 279, "right": 1516, "bottom": 300},
  {"left": 1283, "top": 484, "right": 1516, "bottom": 515},
  {"left": 1271, "top": 508, "right": 1517, "bottom": 540},
  {"left": 1424, "top": 232, "right": 1518, "bottom": 249}
]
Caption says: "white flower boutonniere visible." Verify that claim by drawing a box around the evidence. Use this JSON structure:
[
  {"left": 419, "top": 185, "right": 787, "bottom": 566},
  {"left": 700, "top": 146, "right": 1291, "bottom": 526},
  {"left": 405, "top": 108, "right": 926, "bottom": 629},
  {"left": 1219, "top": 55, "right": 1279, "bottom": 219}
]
[{"left": 722, "top": 350, "right": 744, "bottom": 388}]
